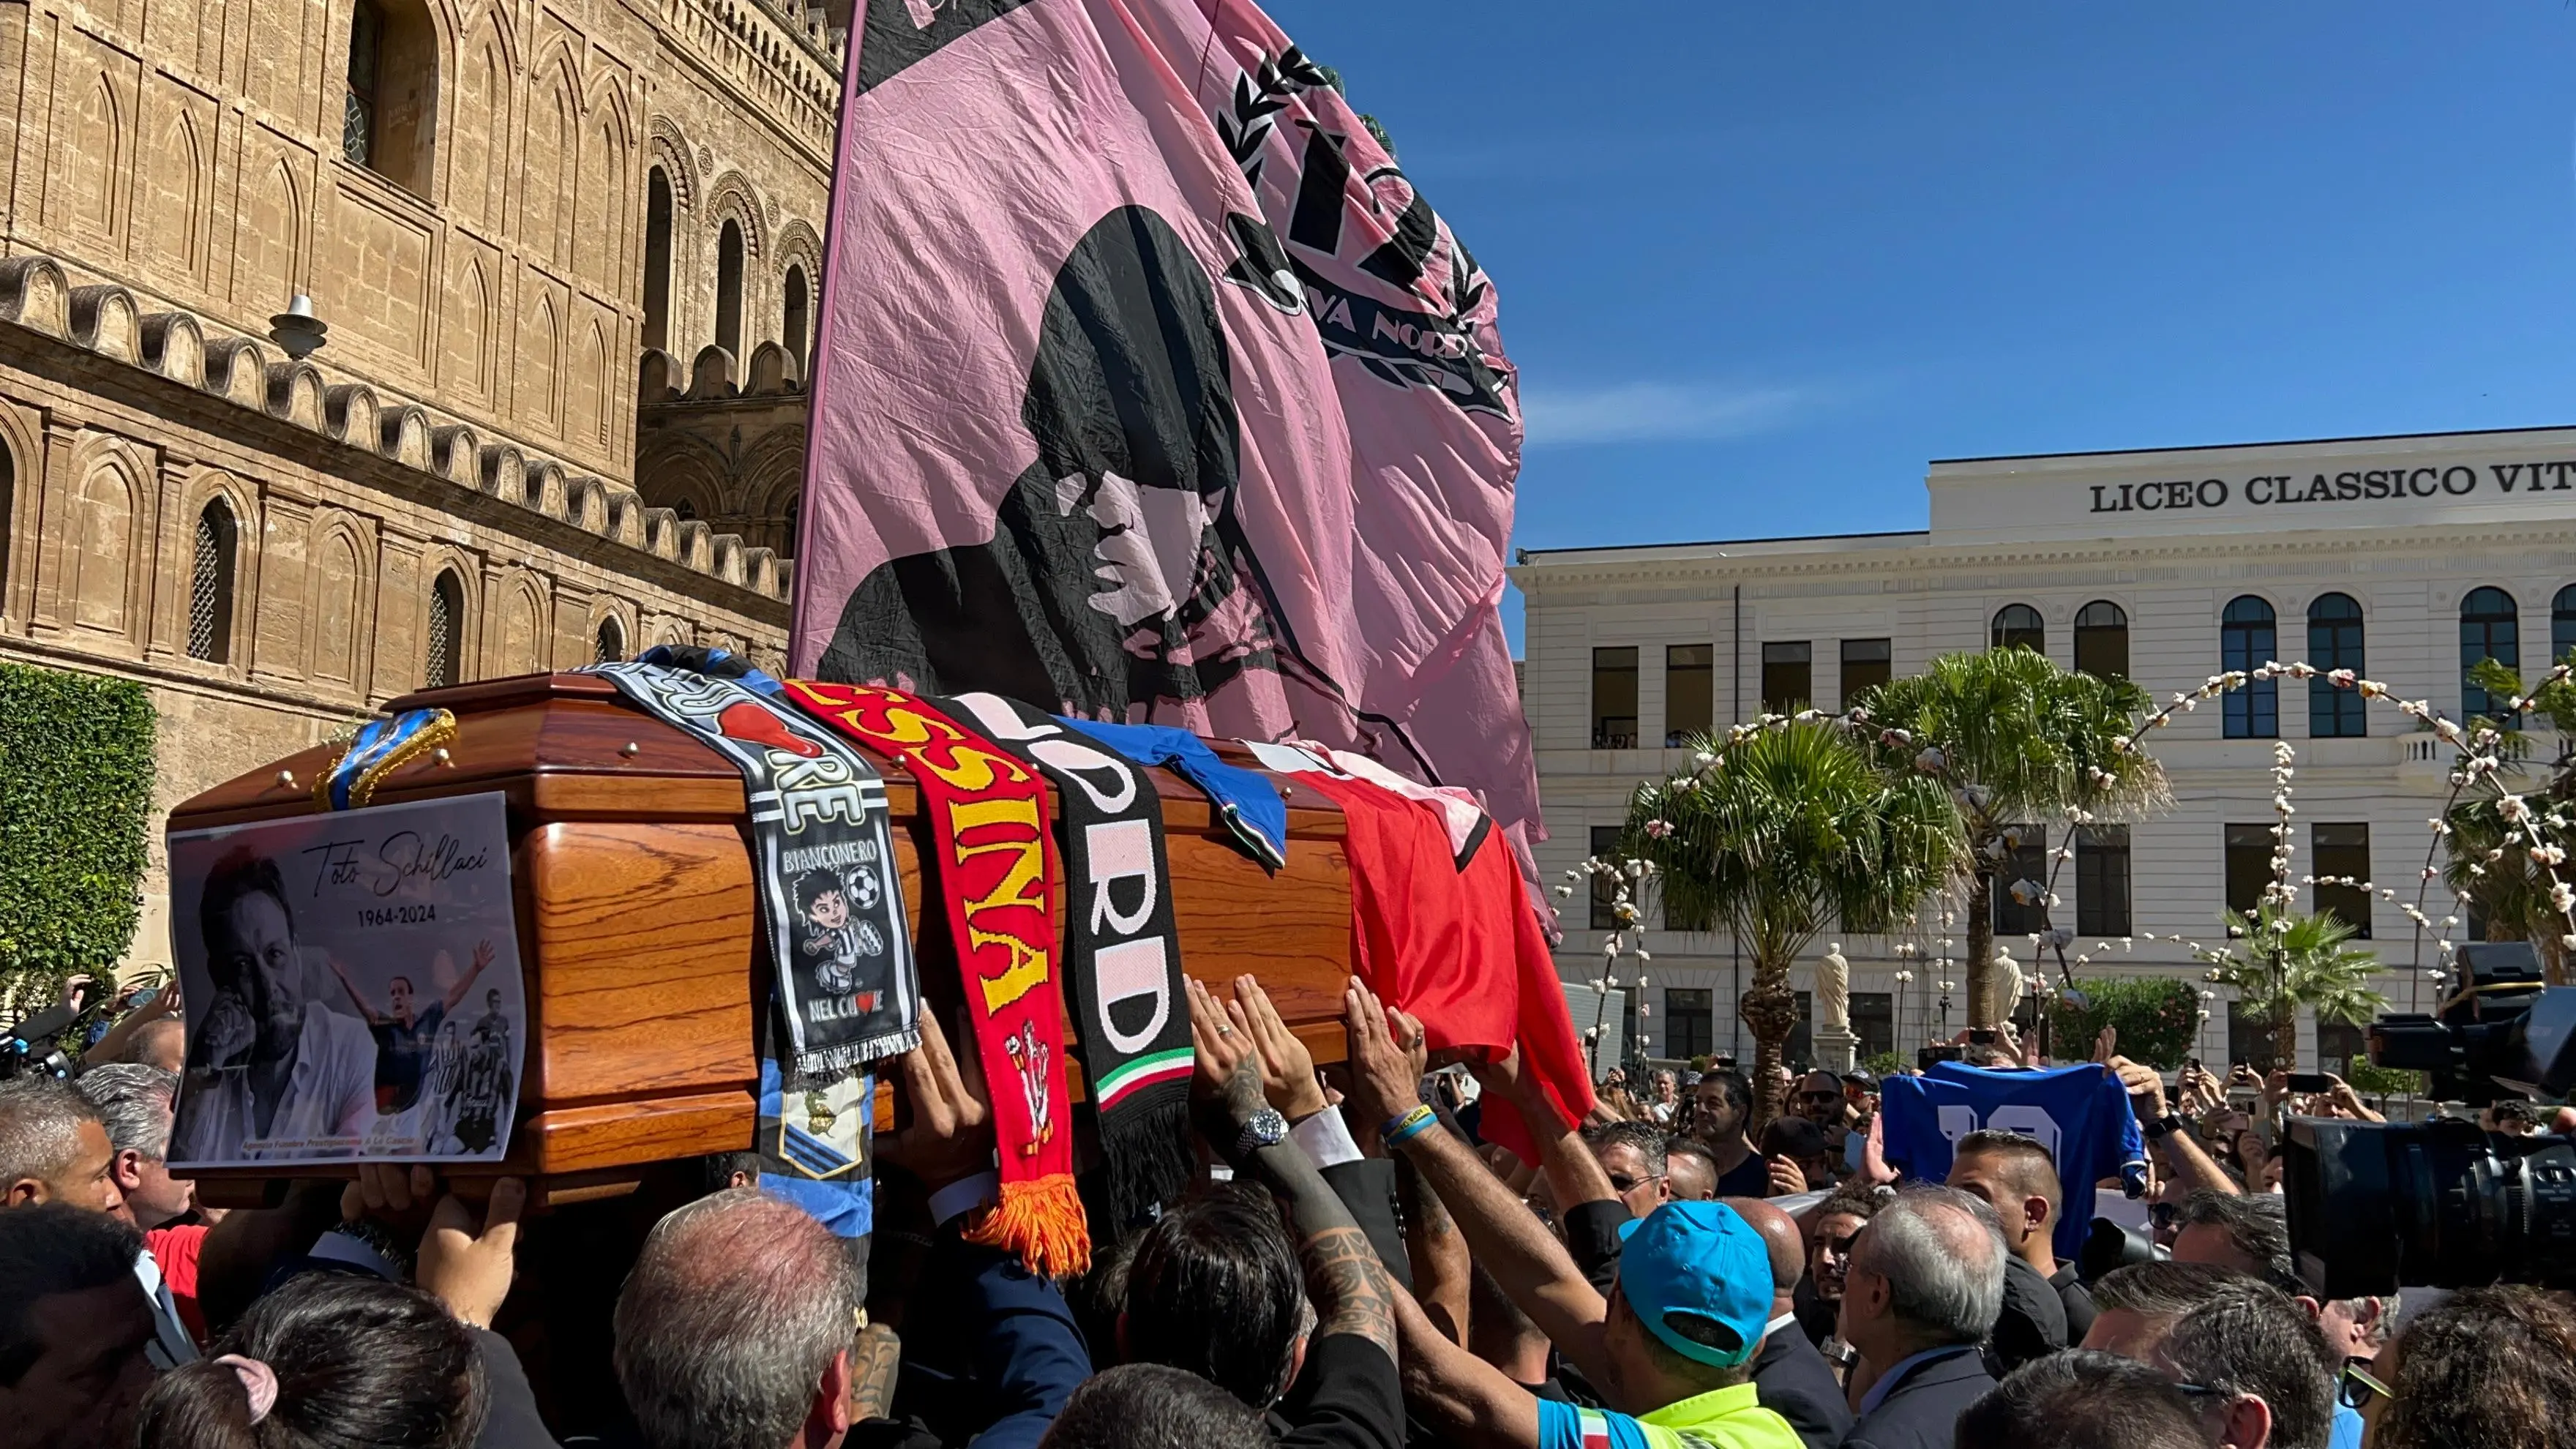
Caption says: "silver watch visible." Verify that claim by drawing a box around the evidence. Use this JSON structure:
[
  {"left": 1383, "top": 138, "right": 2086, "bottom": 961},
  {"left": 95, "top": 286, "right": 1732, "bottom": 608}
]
[{"left": 1232, "top": 1107, "right": 1289, "bottom": 1161}]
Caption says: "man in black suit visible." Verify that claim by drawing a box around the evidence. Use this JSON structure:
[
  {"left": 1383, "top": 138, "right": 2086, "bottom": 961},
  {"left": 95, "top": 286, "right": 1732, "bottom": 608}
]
[
  {"left": 1834, "top": 1186, "right": 2006, "bottom": 1449},
  {"left": 1720, "top": 1197, "right": 1854, "bottom": 1449}
]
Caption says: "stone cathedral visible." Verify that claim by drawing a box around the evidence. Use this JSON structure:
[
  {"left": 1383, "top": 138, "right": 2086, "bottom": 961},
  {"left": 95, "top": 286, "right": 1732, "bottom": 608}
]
[{"left": 0, "top": 0, "right": 838, "bottom": 964}]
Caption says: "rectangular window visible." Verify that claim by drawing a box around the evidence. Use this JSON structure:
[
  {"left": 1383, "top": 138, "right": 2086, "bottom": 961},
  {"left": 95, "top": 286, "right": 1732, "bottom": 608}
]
[
  {"left": 1840, "top": 637, "right": 1892, "bottom": 705},
  {"left": 1665, "top": 644, "right": 1714, "bottom": 746},
  {"left": 1788, "top": 989, "right": 1813, "bottom": 1068},
  {"left": 1589, "top": 825, "right": 1625, "bottom": 931},
  {"left": 1852, "top": 992, "right": 1894, "bottom": 1061},
  {"left": 2075, "top": 825, "right": 2132, "bottom": 936},
  {"left": 1665, "top": 887, "right": 1715, "bottom": 934},
  {"left": 1665, "top": 988, "right": 1714, "bottom": 1062},
  {"left": 2228, "top": 999, "right": 2280, "bottom": 1072},
  {"left": 1591, "top": 647, "right": 1639, "bottom": 749},
  {"left": 2318, "top": 1020, "right": 2367, "bottom": 1077},
  {"left": 1991, "top": 825, "right": 2049, "bottom": 938},
  {"left": 2312, "top": 823, "right": 2372, "bottom": 938},
  {"left": 2225, "top": 823, "right": 2276, "bottom": 923},
  {"left": 1761, "top": 641, "right": 1812, "bottom": 715}
]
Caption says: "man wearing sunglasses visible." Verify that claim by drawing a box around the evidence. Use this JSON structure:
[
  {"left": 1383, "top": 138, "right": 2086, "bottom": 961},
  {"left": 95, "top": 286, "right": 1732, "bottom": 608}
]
[
  {"left": 1584, "top": 1121, "right": 1674, "bottom": 1224},
  {"left": 2081, "top": 1260, "right": 2340, "bottom": 1449}
]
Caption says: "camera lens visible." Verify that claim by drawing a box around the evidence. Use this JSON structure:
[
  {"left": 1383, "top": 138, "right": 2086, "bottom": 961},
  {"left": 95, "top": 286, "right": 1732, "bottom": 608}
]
[{"left": 2285, "top": 1115, "right": 2576, "bottom": 1295}]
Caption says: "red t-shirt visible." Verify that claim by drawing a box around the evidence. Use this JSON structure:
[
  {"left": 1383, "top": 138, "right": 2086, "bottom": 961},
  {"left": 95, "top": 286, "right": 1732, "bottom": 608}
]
[
  {"left": 146, "top": 1223, "right": 209, "bottom": 1344},
  {"left": 1289, "top": 772, "right": 1595, "bottom": 1161}
]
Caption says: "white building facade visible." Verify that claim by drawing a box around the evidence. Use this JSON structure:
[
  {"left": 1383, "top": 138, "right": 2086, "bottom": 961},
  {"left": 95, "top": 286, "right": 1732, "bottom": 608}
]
[{"left": 1513, "top": 426, "right": 2576, "bottom": 1074}]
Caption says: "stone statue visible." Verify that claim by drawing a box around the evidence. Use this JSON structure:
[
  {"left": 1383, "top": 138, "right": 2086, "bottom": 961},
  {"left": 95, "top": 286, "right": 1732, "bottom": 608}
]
[{"left": 1816, "top": 943, "right": 1851, "bottom": 1033}]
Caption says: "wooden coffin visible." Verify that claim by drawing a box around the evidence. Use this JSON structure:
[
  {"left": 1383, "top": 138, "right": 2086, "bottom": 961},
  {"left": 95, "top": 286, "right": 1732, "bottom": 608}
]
[{"left": 168, "top": 672, "right": 1355, "bottom": 1202}]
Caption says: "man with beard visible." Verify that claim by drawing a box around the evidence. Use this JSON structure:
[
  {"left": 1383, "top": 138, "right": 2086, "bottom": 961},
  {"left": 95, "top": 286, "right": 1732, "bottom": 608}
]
[
  {"left": 1689, "top": 1068, "right": 1769, "bottom": 1198},
  {"left": 171, "top": 851, "right": 376, "bottom": 1161}
]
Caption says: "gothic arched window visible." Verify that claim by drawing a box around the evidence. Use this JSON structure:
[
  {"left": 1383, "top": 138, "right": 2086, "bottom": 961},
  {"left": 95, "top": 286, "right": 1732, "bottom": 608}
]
[
  {"left": 187, "top": 500, "right": 238, "bottom": 664},
  {"left": 426, "top": 569, "right": 465, "bottom": 689},
  {"left": 782, "top": 263, "right": 809, "bottom": 368},
  {"left": 715, "top": 220, "right": 745, "bottom": 359},
  {"left": 643, "top": 168, "right": 675, "bottom": 352}
]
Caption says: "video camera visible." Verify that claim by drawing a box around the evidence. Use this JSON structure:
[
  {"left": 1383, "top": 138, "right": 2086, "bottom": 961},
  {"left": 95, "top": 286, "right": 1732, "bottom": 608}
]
[
  {"left": 0, "top": 988, "right": 97, "bottom": 1082},
  {"left": 2280, "top": 943, "right": 2576, "bottom": 1296}
]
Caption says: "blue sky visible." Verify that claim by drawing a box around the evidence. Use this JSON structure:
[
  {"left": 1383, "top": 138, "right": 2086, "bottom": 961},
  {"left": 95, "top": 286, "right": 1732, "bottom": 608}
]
[{"left": 1273, "top": 4, "right": 2576, "bottom": 644}]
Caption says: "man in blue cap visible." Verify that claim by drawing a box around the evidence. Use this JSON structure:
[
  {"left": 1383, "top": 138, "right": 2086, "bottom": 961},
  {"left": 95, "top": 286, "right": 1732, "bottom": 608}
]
[
  {"left": 1346, "top": 997, "right": 1801, "bottom": 1449},
  {"left": 1384, "top": 1194, "right": 1805, "bottom": 1449}
]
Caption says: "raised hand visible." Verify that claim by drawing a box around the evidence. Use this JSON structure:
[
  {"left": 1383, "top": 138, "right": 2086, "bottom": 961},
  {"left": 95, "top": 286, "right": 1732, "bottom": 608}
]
[
  {"left": 1767, "top": 1154, "right": 1808, "bottom": 1197},
  {"left": 1188, "top": 976, "right": 1266, "bottom": 1140},
  {"left": 1343, "top": 981, "right": 1426, "bottom": 1131},
  {"left": 1232, "top": 974, "right": 1328, "bottom": 1120},
  {"left": 884, "top": 1008, "right": 993, "bottom": 1192},
  {"left": 2106, "top": 1055, "right": 2168, "bottom": 1120}
]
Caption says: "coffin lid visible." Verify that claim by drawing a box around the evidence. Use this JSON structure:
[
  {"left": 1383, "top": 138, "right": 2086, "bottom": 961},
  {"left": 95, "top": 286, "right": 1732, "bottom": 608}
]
[{"left": 169, "top": 672, "right": 1352, "bottom": 840}]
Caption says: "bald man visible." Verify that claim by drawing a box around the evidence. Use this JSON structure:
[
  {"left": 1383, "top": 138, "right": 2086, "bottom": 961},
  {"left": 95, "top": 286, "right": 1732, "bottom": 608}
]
[{"left": 1724, "top": 1197, "right": 1854, "bottom": 1449}]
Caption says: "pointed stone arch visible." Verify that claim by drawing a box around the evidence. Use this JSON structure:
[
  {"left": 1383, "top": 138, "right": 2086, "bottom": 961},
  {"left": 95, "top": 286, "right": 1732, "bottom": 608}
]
[
  {"left": 517, "top": 287, "right": 562, "bottom": 430},
  {"left": 444, "top": 253, "right": 493, "bottom": 398},
  {"left": 147, "top": 109, "right": 209, "bottom": 277},
  {"left": 578, "top": 81, "right": 633, "bottom": 286},
  {"left": 307, "top": 515, "right": 374, "bottom": 686},
  {"left": 522, "top": 56, "right": 580, "bottom": 266},
  {"left": 68, "top": 447, "right": 145, "bottom": 637},
  {"left": 448, "top": 15, "right": 512, "bottom": 232},
  {"left": 571, "top": 315, "right": 610, "bottom": 449},
  {"left": 231, "top": 155, "right": 303, "bottom": 310}
]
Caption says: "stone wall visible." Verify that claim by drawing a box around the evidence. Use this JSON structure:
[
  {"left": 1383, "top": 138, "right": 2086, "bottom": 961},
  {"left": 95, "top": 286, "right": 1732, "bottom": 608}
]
[
  {"left": 632, "top": 340, "right": 805, "bottom": 556},
  {"left": 0, "top": 252, "right": 789, "bottom": 970},
  {"left": 0, "top": 0, "right": 838, "bottom": 489},
  {"left": 0, "top": 0, "right": 837, "bottom": 971}
]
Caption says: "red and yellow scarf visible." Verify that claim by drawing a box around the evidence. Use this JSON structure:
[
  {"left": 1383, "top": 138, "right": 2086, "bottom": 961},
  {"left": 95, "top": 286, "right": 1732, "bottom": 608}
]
[{"left": 782, "top": 681, "right": 1090, "bottom": 1277}]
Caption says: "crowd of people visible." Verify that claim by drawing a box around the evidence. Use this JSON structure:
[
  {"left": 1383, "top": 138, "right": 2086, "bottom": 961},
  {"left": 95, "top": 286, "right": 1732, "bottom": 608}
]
[{"left": 4, "top": 973, "right": 2573, "bottom": 1449}]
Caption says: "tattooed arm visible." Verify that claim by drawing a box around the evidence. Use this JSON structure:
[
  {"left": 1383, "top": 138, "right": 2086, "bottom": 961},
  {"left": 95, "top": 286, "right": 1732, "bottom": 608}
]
[
  {"left": 849, "top": 1322, "right": 902, "bottom": 1423},
  {"left": 1190, "top": 978, "right": 1399, "bottom": 1358}
]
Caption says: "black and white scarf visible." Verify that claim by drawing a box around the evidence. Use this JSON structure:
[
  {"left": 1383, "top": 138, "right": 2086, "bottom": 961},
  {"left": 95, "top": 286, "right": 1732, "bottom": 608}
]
[
  {"left": 591, "top": 658, "right": 920, "bottom": 1077},
  {"left": 937, "top": 692, "right": 1195, "bottom": 1227}
]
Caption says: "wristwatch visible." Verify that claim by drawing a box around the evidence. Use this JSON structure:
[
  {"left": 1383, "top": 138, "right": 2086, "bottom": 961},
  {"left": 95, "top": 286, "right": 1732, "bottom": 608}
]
[
  {"left": 1232, "top": 1107, "right": 1289, "bottom": 1161},
  {"left": 2141, "top": 1112, "right": 2190, "bottom": 1141}
]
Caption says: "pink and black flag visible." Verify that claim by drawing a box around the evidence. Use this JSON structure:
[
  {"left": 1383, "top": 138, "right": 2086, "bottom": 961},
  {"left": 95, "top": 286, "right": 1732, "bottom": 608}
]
[{"left": 791, "top": 0, "right": 1541, "bottom": 850}]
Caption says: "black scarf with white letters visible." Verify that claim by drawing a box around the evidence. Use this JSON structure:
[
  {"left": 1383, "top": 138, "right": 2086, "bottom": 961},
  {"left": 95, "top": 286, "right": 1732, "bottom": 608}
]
[{"left": 932, "top": 692, "right": 1194, "bottom": 1229}]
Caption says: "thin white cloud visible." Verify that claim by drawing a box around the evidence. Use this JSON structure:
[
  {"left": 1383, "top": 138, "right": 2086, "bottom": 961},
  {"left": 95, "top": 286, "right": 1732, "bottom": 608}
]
[{"left": 1519, "top": 380, "right": 1815, "bottom": 447}]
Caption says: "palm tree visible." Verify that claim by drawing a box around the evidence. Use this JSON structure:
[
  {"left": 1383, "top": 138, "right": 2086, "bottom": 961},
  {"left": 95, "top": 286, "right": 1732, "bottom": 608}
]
[
  {"left": 1857, "top": 648, "right": 2166, "bottom": 1028},
  {"left": 2198, "top": 904, "right": 2388, "bottom": 1068},
  {"left": 1624, "top": 722, "right": 1965, "bottom": 1128}
]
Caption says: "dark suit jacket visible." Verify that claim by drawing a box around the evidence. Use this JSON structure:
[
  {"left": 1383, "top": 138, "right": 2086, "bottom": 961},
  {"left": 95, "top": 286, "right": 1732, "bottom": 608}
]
[
  {"left": 1755, "top": 1326, "right": 1855, "bottom": 1449},
  {"left": 1840, "top": 1345, "right": 1996, "bottom": 1449},
  {"left": 894, "top": 1227, "right": 1093, "bottom": 1449},
  {"left": 1319, "top": 1156, "right": 1414, "bottom": 1295}
]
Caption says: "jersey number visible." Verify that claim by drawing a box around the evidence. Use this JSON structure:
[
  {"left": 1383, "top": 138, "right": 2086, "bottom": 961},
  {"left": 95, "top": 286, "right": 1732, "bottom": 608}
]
[{"left": 1933, "top": 1103, "right": 2062, "bottom": 1163}]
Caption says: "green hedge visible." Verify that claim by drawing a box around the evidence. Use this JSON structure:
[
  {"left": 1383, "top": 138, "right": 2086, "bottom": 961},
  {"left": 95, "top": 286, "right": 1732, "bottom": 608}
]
[
  {"left": 2044, "top": 976, "right": 2203, "bottom": 1069},
  {"left": 0, "top": 663, "right": 155, "bottom": 997}
]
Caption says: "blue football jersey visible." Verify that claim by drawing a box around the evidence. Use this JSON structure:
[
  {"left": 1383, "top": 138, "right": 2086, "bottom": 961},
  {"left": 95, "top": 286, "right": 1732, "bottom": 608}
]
[{"left": 1879, "top": 1062, "right": 2146, "bottom": 1260}]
